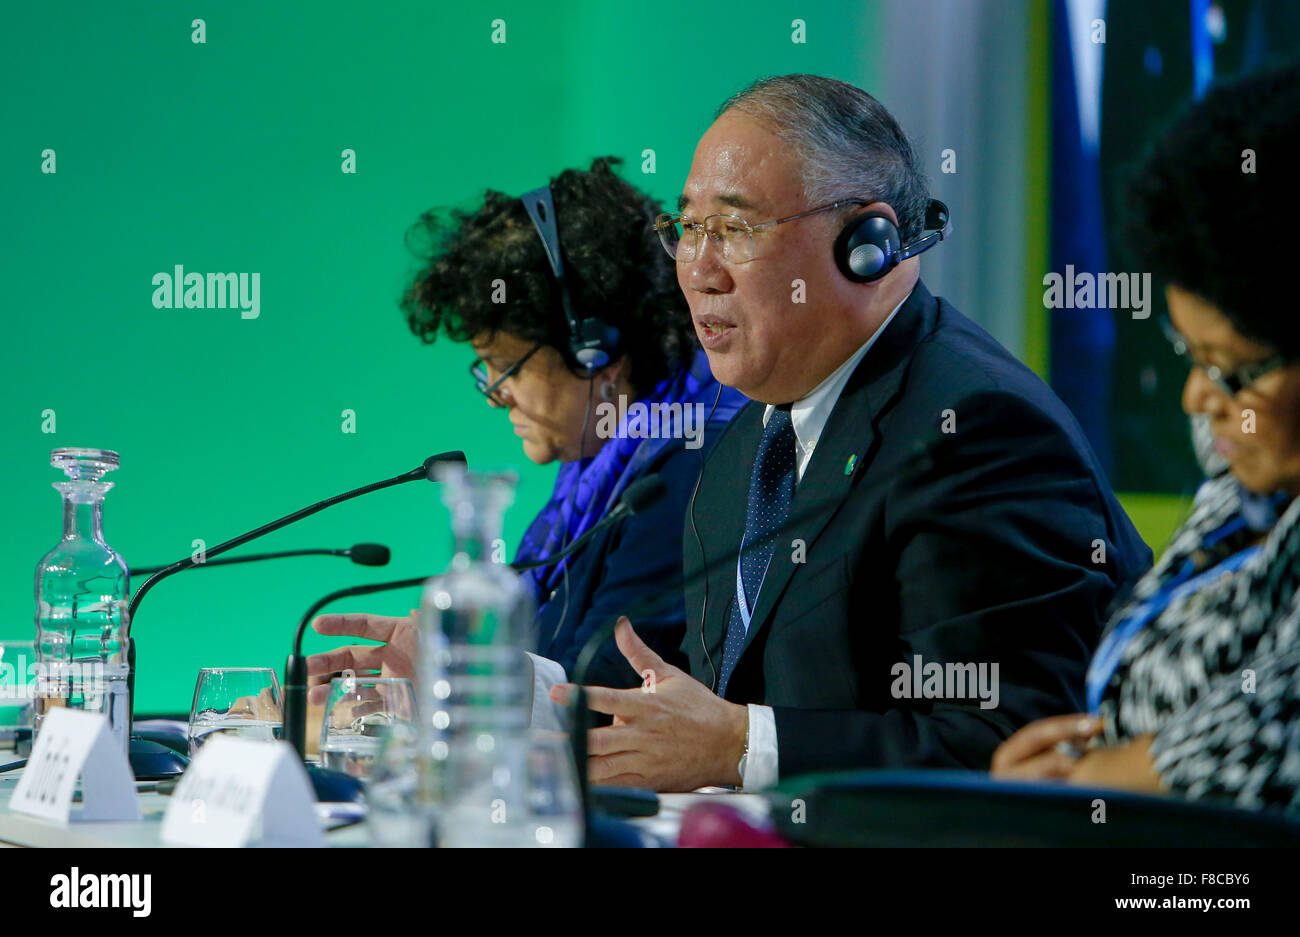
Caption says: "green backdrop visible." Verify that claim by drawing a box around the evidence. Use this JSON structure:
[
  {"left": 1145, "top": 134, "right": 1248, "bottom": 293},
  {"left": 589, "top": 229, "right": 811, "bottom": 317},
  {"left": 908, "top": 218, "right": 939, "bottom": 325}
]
[{"left": 1, "top": 1, "right": 893, "bottom": 714}]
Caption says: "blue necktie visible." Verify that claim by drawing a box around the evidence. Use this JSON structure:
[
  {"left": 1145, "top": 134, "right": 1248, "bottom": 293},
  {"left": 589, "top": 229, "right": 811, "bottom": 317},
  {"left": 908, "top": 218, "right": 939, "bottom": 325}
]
[{"left": 718, "top": 405, "right": 797, "bottom": 695}]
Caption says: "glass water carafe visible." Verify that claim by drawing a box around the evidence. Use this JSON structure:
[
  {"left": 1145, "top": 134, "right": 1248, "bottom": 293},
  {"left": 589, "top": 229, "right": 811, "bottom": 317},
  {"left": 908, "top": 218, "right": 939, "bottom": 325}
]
[{"left": 33, "top": 447, "right": 132, "bottom": 754}]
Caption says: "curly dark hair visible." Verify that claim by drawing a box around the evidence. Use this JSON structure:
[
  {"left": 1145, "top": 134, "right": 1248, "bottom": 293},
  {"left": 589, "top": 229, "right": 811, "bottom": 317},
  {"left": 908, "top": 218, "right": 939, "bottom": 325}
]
[
  {"left": 400, "top": 156, "right": 697, "bottom": 391},
  {"left": 1124, "top": 61, "right": 1300, "bottom": 354}
]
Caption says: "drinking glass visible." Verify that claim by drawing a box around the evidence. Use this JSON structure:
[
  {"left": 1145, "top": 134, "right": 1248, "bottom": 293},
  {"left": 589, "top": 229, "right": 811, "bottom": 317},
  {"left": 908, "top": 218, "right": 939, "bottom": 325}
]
[
  {"left": 188, "top": 667, "right": 283, "bottom": 756},
  {"left": 318, "top": 673, "right": 416, "bottom": 780}
]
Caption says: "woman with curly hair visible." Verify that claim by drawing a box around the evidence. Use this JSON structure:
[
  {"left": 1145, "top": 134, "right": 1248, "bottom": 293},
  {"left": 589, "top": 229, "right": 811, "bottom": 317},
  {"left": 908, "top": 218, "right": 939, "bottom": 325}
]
[
  {"left": 992, "top": 62, "right": 1300, "bottom": 813},
  {"left": 309, "top": 157, "right": 745, "bottom": 694}
]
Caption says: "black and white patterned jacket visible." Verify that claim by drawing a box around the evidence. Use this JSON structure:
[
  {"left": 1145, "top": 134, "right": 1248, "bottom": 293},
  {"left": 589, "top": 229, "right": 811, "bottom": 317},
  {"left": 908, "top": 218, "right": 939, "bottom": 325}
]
[{"left": 1097, "top": 472, "right": 1300, "bottom": 812}]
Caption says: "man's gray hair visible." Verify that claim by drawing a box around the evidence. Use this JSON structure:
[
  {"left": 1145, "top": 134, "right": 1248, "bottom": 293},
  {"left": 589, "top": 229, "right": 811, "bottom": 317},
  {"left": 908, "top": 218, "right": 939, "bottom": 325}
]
[{"left": 716, "top": 74, "right": 930, "bottom": 242}]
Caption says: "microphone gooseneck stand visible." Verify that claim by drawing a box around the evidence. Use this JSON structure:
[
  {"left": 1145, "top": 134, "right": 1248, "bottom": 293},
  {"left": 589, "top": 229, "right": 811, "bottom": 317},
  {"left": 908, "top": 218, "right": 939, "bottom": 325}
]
[
  {"left": 128, "top": 542, "right": 391, "bottom": 576},
  {"left": 119, "top": 451, "right": 465, "bottom": 778}
]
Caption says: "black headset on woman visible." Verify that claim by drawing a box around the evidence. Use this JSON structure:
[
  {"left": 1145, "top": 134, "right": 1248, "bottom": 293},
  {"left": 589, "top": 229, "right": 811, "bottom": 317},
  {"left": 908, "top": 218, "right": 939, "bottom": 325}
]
[{"left": 519, "top": 185, "right": 622, "bottom": 372}]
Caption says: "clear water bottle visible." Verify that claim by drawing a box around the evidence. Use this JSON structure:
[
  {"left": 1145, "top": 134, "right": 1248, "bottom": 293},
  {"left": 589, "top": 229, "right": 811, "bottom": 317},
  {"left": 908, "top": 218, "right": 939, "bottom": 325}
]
[
  {"left": 33, "top": 448, "right": 132, "bottom": 754},
  {"left": 417, "top": 465, "right": 582, "bottom": 848},
  {"left": 365, "top": 719, "right": 438, "bottom": 847}
]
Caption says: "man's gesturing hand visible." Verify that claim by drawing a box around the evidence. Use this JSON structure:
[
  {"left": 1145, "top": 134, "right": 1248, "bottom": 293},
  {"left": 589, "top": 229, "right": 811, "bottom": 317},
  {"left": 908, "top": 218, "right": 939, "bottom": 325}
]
[
  {"left": 548, "top": 616, "right": 749, "bottom": 793},
  {"left": 305, "top": 611, "right": 417, "bottom": 705}
]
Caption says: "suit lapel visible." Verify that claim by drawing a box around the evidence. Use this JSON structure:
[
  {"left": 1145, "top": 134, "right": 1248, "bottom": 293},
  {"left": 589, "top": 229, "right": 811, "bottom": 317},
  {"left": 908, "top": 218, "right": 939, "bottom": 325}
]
[{"left": 737, "top": 283, "right": 940, "bottom": 660}]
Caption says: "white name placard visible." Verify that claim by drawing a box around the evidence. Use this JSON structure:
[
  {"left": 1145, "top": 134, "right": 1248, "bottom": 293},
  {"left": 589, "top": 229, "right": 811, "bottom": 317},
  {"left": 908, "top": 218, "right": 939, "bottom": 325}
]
[
  {"left": 161, "top": 737, "right": 323, "bottom": 847},
  {"left": 9, "top": 707, "right": 140, "bottom": 824}
]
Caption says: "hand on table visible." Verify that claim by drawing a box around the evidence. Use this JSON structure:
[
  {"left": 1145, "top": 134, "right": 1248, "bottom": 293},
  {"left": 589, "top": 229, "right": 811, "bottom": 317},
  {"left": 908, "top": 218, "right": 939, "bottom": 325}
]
[
  {"left": 993, "top": 715, "right": 1167, "bottom": 795},
  {"left": 548, "top": 616, "right": 748, "bottom": 793},
  {"left": 990, "top": 713, "right": 1101, "bottom": 781}
]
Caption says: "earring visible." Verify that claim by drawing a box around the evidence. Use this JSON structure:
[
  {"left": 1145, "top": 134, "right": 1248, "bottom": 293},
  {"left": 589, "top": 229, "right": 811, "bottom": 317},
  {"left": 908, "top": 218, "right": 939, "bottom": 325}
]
[{"left": 601, "top": 381, "right": 616, "bottom": 401}]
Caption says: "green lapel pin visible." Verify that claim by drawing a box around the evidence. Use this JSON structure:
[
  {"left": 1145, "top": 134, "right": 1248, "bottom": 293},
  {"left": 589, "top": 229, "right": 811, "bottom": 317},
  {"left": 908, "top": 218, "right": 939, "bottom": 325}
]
[{"left": 844, "top": 454, "right": 857, "bottom": 476}]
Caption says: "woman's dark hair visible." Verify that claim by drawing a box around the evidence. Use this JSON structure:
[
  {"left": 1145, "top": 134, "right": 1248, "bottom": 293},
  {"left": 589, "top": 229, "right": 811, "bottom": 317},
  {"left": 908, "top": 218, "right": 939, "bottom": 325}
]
[
  {"left": 1125, "top": 61, "right": 1300, "bottom": 354},
  {"left": 401, "top": 156, "right": 697, "bottom": 390}
]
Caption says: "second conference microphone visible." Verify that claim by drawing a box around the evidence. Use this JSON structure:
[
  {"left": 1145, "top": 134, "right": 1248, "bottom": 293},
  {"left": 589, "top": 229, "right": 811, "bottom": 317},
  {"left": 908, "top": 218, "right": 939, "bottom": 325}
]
[
  {"left": 129, "top": 543, "right": 391, "bottom": 576},
  {"left": 123, "top": 450, "right": 464, "bottom": 759},
  {"left": 128, "top": 450, "right": 465, "bottom": 620}
]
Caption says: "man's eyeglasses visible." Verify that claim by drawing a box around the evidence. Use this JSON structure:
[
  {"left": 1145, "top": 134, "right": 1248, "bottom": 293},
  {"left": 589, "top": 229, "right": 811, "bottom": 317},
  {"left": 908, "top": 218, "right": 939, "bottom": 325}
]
[
  {"left": 469, "top": 342, "right": 543, "bottom": 405},
  {"left": 654, "top": 198, "right": 866, "bottom": 264},
  {"left": 1160, "top": 317, "right": 1293, "bottom": 396}
]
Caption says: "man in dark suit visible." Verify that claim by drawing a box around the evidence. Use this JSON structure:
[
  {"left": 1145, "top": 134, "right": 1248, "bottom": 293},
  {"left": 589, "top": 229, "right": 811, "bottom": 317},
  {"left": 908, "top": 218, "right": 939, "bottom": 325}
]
[{"left": 550, "top": 74, "right": 1150, "bottom": 791}]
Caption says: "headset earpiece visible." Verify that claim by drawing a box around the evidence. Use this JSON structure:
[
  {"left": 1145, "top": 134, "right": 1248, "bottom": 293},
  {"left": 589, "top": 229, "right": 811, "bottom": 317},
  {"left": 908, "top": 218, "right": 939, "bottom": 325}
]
[
  {"left": 834, "top": 213, "right": 902, "bottom": 283},
  {"left": 833, "top": 199, "right": 952, "bottom": 284},
  {"left": 571, "top": 319, "right": 621, "bottom": 370},
  {"left": 520, "top": 185, "right": 621, "bottom": 373}
]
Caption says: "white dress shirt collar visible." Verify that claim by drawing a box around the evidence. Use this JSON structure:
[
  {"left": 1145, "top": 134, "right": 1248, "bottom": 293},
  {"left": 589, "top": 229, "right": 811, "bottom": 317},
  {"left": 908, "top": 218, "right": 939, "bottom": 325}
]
[{"left": 762, "top": 291, "right": 912, "bottom": 480}]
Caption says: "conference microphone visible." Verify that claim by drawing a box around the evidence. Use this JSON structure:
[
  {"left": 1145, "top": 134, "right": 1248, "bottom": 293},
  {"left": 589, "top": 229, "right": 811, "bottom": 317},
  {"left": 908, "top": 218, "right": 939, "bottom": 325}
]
[
  {"left": 128, "top": 451, "right": 464, "bottom": 620},
  {"left": 344, "top": 543, "right": 392, "bottom": 566},
  {"left": 123, "top": 450, "right": 465, "bottom": 749},
  {"left": 128, "top": 542, "right": 391, "bottom": 576},
  {"left": 282, "top": 473, "right": 667, "bottom": 758}
]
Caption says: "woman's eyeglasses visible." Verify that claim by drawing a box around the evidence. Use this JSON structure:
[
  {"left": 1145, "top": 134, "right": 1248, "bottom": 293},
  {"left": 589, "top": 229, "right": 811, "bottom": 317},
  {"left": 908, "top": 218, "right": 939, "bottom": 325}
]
[
  {"left": 1161, "top": 317, "right": 1292, "bottom": 396},
  {"left": 469, "top": 342, "right": 543, "bottom": 405}
]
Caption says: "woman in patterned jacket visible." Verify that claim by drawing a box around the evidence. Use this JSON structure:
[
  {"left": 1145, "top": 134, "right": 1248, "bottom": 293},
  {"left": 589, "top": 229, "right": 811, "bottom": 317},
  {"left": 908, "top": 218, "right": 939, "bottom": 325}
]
[{"left": 992, "top": 61, "right": 1300, "bottom": 812}]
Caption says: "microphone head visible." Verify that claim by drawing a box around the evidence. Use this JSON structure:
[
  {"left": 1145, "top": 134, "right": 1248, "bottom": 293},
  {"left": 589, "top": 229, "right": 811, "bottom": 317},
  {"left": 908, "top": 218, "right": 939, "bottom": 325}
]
[
  {"left": 347, "top": 543, "right": 391, "bottom": 566},
  {"left": 423, "top": 450, "right": 468, "bottom": 481},
  {"left": 619, "top": 476, "right": 667, "bottom": 516}
]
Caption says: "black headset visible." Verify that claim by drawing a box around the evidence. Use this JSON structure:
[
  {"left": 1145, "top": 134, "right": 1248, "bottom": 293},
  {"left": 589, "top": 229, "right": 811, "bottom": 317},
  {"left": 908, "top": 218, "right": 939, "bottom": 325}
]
[
  {"left": 519, "top": 185, "right": 621, "bottom": 372},
  {"left": 833, "top": 198, "right": 952, "bottom": 283}
]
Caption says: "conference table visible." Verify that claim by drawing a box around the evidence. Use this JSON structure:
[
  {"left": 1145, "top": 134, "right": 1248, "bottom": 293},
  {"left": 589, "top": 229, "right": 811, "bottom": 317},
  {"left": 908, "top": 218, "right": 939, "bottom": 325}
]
[{"left": 0, "top": 771, "right": 772, "bottom": 848}]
